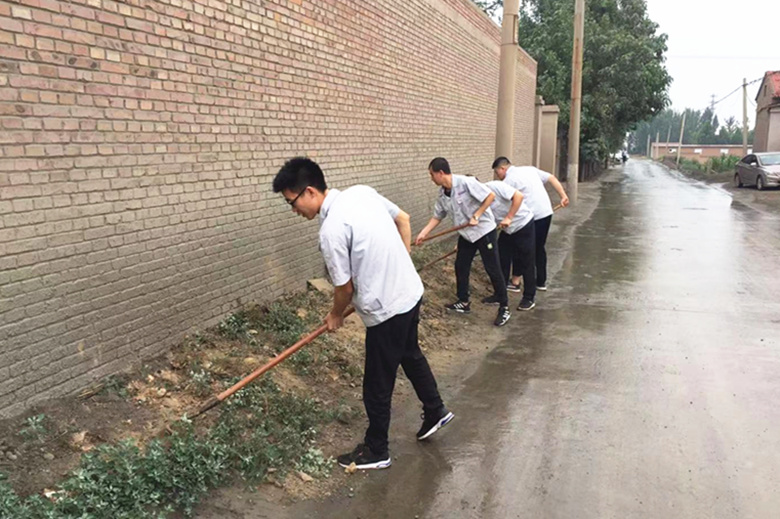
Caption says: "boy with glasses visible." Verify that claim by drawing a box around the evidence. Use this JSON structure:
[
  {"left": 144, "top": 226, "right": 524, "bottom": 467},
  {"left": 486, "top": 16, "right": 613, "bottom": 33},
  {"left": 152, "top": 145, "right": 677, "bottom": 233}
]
[{"left": 273, "top": 157, "right": 453, "bottom": 470}]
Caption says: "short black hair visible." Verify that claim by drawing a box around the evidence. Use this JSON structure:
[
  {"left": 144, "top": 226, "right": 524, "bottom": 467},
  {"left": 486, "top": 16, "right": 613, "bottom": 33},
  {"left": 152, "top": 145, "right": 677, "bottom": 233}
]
[
  {"left": 428, "top": 157, "right": 451, "bottom": 174},
  {"left": 491, "top": 156, "right": 511, "bottom": 169},
  {"left": 272, "top": 157, "right": 328, "bottom": 193}
]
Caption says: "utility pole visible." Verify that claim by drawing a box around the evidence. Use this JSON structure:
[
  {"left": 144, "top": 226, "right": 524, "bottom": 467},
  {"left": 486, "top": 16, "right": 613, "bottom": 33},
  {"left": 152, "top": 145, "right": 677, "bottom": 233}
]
[
  {"left": 495, "top": 0, "right": 520, "bottom": 161},
  {"left": 665, "top": 126, "right": 672, "bottom": 160},
  {"left": 567, "top": 0, "right": 585, "bottom": 203},
  {"left": 742, "top": 77, "right": 749, "bottom": 156},
  {"left": 655, "top": 131, "right": 660, "bottom": 159},
  {"left": 646, "top": 134, "right": 651, "bottom": 158},
  {"left": 676, "top": 112, "right": 686, "bottom": 166}
]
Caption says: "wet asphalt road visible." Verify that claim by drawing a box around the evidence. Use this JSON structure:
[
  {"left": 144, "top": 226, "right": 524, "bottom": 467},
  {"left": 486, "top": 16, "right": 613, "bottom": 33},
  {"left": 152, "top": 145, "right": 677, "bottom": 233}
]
[{"left": 282, "top": 159, "right": 780, "bottom": 518}]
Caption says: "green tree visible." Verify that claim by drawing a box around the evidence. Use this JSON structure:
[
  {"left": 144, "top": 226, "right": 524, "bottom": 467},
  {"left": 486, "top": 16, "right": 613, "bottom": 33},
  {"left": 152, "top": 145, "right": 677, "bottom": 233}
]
[
  {"left": 630, "top": 109, "right": 753, "bottom": 153},
  {"left": 500, "top": 0, "right": 671, "bottom": 174},
  {"left": 474, "top": 0, "right": 503, "bottom": 18}
]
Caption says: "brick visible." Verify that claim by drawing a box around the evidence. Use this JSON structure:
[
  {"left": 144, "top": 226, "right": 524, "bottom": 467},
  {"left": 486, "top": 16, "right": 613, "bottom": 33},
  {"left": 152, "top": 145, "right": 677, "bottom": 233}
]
[
  {"left": 11, "top": 7, "right": 33, "bottom": 20},
  {"left": 0, "top": 0, "right": 539, "bottom": 419}
]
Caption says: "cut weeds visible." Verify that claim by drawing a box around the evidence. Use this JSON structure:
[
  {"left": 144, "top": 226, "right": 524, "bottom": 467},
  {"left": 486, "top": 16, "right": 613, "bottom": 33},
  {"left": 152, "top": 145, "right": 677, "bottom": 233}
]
[
  {"left": 0, "top": 380, "right": 323, "bottom": 518},
  {"left": 0, "top": 239, "right": 490, "bottom": 517}
]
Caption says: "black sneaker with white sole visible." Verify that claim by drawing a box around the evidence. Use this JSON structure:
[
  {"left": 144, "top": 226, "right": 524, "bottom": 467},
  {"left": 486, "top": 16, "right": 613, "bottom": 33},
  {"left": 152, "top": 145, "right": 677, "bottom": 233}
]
[
  {"left": 536, "top": 285, "right": 547, "bottom": 291},
  {"left": 417, "top": 408, "right": 455, "bottom": 440},
  {"left": 337, "top": 443, "right": 391, "bottom": 470},
  {"left": 445, "top": 300, "right": 471, "bottom": 313},
  {"left": 517, "top": 299, "right": 536, "bottom": 311},
  {"left": 480, "top": 294, "right": 501, "bottom": 306},
  {"left": 494, "top": 306, "right": 511, "bottom": 326},
  {"left": 506, "top": 282, "right": 522, "bottom": 293}
]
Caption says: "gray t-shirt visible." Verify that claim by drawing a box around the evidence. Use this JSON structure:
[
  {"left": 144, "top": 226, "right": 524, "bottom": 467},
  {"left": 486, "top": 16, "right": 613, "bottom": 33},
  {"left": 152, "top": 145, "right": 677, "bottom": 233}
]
[
  {"left": 319, "top": 186, "right": 423, "bottom": 327},
  {"left": 433, "top": 174, "right": 496, "bottom": 243},
  {"left": 485, "top": 180, "right": 534, "bottom": 234},
  {"left": 504, "top": 165, "right": 553, "bottom": 220}
]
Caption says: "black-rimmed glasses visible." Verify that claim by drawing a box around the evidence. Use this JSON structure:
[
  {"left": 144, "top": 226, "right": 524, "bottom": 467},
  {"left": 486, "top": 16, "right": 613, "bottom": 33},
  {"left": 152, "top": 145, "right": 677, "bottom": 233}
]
[{"left": 286, "top": 186, "right": 308, "bottom": 207}]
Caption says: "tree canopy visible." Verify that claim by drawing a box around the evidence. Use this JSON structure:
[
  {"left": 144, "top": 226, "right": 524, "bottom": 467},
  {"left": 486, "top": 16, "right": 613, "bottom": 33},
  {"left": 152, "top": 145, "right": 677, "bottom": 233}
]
[
  {"left": 475, "top": 0, "right": 672, "bottom": 166},
  {"left": 628, "top": 108, "right": 754, "bottom": 154}
]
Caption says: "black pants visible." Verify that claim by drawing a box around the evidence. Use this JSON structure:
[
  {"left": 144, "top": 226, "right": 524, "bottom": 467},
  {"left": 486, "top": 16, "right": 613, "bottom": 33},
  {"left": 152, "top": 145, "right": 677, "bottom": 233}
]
[
  {"left": 455, "top": 229, "right": 507, "bottom": 306},
  {"left": 534, "top": 215, "right": 552, "bottom": 287},
  {"left": 363, "top": 299, "right": 443, "bottom": 455},
  {"left": 498, "top": 219, "right": 536, "bottom": 301}
]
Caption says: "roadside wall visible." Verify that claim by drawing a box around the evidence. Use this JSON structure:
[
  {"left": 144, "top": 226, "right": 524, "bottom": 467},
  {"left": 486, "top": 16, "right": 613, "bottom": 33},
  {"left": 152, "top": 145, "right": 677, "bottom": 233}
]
[{"left": 0, "top": 0, "right": 537, "bottom": 417}]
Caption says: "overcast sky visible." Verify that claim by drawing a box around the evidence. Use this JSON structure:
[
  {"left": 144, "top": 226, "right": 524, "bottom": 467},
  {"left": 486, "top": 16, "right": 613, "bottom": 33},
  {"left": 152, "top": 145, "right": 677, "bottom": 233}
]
[
  {"left": 646, "top": 0, "right": 778, "bottom": 127},
  {"left": 501, "top": 0, "right": 778, "bottom": 128}
]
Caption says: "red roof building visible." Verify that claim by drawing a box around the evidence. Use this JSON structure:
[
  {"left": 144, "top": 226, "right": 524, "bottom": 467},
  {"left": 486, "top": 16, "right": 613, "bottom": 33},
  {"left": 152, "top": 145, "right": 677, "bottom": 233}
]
[{"left": 754, "top": 71, "right": 780, "bottom": 152}]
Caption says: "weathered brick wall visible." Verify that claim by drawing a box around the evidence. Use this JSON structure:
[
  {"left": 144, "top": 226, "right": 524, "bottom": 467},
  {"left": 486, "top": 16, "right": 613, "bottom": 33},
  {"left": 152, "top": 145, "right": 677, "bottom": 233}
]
[{"left": 0, "top": 0, "right": 537, "bottom": 417}]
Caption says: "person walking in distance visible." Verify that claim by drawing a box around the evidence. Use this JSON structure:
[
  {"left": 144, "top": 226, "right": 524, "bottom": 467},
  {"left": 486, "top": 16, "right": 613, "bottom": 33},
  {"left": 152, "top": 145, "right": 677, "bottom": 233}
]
[
  {"left": 492, "top": 157, "right": 569, "bottom": 291},
  {"left": 273, "top": 157, "right": 453, "bottom": 470},
  {"left": 415, "top": 157, "right": 511, "bottom": 327},
  {"left": 484, "top": 180, "right": 537, "bottom": 310}
]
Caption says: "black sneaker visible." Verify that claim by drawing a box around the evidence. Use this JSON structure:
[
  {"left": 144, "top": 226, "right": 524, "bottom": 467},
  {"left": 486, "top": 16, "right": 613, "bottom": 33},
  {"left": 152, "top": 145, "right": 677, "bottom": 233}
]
[
  {"left": 536, "top": 285, "right": 547, "bottom": 291},
  {"left": 337, "top": 443, "right": 391, "bottom": 470},
  {"left": 417, "top": 408, "right": 455, "bottom": 440},
  {"left": 506, "top": 282, "right": 522, "bottom": 293},
  {"left": 517, "top": 299, "right": 536, "bottom": 311},
  {"left": 445, "top": 300, "right": 471, "bottom": 313},
  {"left": 480, "top": 294, "right": 501, "bottom": 306},
  {"left": 494, "top": 306, "right": 511, "bottom": 326}
]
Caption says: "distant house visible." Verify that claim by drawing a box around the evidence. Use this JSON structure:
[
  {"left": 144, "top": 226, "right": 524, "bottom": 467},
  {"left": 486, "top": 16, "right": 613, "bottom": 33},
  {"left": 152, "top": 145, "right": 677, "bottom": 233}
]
[
  {"left": 754, "top": 71, "right": 780, "bottom": 152},
  {"left": 651, "top": 144, "right": 750, "bottom": 163}
]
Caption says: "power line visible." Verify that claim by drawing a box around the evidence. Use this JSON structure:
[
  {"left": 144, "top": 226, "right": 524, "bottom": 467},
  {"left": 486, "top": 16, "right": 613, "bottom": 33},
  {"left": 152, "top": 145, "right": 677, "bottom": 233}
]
[{"left": 712, "top": 77, "right": 762, "bottom": 107}]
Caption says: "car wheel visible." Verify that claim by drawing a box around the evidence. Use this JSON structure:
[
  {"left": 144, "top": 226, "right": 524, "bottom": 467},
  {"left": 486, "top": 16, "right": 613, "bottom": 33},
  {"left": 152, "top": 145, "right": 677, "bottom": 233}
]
[
  {"left": 757, "top": 176, "right": 764, "bottom": 191},
  {"left": 734, "top": 173, "right": 743, "bottom": 188}
]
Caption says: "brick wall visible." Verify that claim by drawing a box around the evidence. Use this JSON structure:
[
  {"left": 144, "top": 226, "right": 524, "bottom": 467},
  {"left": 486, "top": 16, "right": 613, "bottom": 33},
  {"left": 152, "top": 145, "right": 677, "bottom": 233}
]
[{"left": 0, "top": 0, "right": 537, "bottom": 417}]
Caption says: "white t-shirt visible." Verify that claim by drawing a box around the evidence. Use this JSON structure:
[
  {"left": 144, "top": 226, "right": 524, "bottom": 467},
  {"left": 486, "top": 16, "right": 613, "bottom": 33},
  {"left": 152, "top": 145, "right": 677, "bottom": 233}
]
[
  {"left": 319, "top": 186, "right": 423, "bottom": 327},
  {"left": 503, "top": 166, "right": 553, "bottom": 220},
  {"left": 485, "top": 181, "right": 534, "bottom": 234},
  {"left": 433, "top": 174, "right": 496, "bottom": 243}
]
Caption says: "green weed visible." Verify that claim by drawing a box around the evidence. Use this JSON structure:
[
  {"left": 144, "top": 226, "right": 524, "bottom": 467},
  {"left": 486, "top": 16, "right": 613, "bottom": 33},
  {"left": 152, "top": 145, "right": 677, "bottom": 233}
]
[
  {"left": 295, "top": 448, "right": 333, "bottom": 478},
  {"left": 217, "top": 312, "right": 249, "bottom": 340},
  {"left": 99, "top": 375, "right": 129, "bottom": 399},
  {"left": 18, "top": 414, "right": 48, "bottom": 443},
  {"left": 187, "top": 369, "right": 213, "bottom": 398},
  {"left": 0, "top": 380, "right": 328, "bottom": 518},
  {"left": 260, "top": 301, "right": 307, "bottom": 348}
]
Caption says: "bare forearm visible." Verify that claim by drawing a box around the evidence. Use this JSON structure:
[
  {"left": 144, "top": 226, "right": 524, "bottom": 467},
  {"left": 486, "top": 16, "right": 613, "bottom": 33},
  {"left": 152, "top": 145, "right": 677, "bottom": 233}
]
[
  {"left": 474, "top": 192, "right": 495, "bottom": 219},
  {"left": 549, "top": 176, "right": 568, "bottom": 200},
  {"left": 395, "top": 211, "right": 412, "bottom": 252},
  {"left": 506, "top": 192, "right": 523, "bottom": 220},
  {"left": 421, "top": 218, "right": 441, "bottom": 235},
  {"left": 331, "top": 281, "right": 353, "bottom": 316}
]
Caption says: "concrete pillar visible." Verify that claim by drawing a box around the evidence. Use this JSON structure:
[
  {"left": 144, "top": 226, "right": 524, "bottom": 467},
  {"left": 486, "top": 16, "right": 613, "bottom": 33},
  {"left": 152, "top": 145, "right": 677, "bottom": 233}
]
[
  {"left": 495, "top": 0, "right": 521, "bottom": 160},
  {"left": 533, "top": 95, "right": 545, "bottom": 167}
]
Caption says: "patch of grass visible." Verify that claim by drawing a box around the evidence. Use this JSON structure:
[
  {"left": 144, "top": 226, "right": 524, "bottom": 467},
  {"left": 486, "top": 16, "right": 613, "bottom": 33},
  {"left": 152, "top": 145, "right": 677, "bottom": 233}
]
[
  {"left": 18, "top": 414, "right": 48, "bottom": 443},
  {"left": 324, "top": 402, "right": 362, "bottom": 425},
  {"left": 260, "top": 301, "right": 307, "bottom": 348},
  {"left": 288, "top": 348, "right": 314, "bottom": 375},
  {"left": 217, "top": 311, "right": 249, "bottom": 340},
  {"left": 187, "top": 369, "right": 213, "bottom": 398},
  {"left": 677, "top": 157, "right": 706, "bottom": 172},
  {"left": 295, "top": 448, "right": 333, "bottom": 478},
  {"left": 0, "top": 380, "right": 328, "bottom": 518},
  {"left": 99, "top": 375, "right": 129, "bottom": 399},
  {"left": 706, "top": 154, "right": 740, "bottom": 173}
]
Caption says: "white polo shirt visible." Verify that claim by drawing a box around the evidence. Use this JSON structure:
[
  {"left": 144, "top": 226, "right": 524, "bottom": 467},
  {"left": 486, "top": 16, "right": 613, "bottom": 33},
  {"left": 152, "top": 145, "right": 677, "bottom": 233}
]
[
  {"left": 319, "top": 186, "right": 423, "bottom": 327},
  {"left": 503, "top": 166, "right": 553, "bottom": 221},
  {"left": 485, "top": 181, "right": 534, "bottom": 234},
  {"left": 433, "top": 174, "right": 496, "bottom": 243}
]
